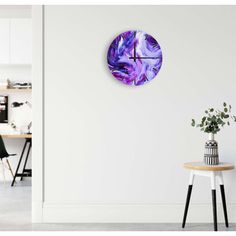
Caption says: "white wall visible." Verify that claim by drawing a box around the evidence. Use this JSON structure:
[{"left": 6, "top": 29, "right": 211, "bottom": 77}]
[{"left": 39, "top": 5, "right": 236, "bottom": 222}]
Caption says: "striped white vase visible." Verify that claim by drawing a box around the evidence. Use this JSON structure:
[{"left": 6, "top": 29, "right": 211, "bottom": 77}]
[{"left": 204, "top": 133, "right": 219, "bottom": 165}]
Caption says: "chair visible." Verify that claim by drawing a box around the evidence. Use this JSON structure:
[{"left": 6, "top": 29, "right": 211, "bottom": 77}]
[{"left": 0, "top": 135, "right": 16, "bottom": 183}]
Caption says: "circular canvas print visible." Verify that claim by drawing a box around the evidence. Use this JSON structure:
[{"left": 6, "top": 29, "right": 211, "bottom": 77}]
[{"left": 107, "top": 30, "right": 163, "bottom": 86}]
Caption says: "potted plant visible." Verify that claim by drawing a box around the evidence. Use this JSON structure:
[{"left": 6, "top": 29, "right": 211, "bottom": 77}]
[{"left": 191, "top": 102, "right": 236, "bottom": 165}]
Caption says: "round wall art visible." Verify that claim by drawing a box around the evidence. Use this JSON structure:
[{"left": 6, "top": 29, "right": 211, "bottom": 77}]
[{"left": 107, "top": 30, "right": 163, "bottom": 86}]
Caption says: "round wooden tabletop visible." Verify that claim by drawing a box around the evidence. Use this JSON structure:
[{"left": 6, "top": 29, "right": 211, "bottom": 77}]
[{"left": 184, "top": 162, "right": 235, "bottom": 171}]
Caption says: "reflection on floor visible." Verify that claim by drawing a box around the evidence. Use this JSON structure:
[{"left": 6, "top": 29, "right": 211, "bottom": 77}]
[{"left": 0, "top": 181, "right": 235, "bottom": 231}]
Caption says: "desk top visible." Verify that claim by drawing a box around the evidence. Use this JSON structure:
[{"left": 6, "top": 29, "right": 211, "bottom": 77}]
[
  {"left": 1, "top": 134, "right": 32, "bottom": 139},
  {"left": 184, "top": 162, "right": 235, "bottom": 171}
]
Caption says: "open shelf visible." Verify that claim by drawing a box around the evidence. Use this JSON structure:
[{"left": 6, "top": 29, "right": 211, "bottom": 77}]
[{"left": 0, "top": 88, "right": 32, "bottom": 92}]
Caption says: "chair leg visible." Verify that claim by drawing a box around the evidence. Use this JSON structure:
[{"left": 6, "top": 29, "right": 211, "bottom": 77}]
[
  {"left": 6, "top": 159, "right": 14, "bottom": 179},
  {"left": 1, "top": 159, "right": 6, "bottom": 184}
]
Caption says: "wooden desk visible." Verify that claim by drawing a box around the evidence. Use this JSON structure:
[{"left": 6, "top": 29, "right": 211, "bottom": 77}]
[
  {"left": 1, "top": 134, "right": 32, "bottom": 139},
  {"left": 1, "top": 133, "right": 32, "bottom": 186}
]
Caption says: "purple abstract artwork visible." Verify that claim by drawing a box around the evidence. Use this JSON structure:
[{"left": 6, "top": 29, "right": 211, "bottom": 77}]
[{"left": 107, "top": 30, "right": 163, "bottom": 86}]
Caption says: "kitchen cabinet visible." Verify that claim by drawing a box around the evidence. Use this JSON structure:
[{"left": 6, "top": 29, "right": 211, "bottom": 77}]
[
  {"left": 0, "top": 20, "right": 10, "bottom": 64},
  {"left": 10, "top": 19, "right": 32, "bottom": 64},
  {"left": 0, "top": 19, "right": 32, "bottom": 65}
]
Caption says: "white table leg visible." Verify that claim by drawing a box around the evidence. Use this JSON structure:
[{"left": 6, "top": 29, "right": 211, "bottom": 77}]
[
  {"left": 189, "top": 170, "right": 195, "bottom": 185},
  {"left": 211, "top": 171, "right": 216, "bottom": 190},
  {"left": 217, "top": 171, "right": 224, "bottom": 185}
]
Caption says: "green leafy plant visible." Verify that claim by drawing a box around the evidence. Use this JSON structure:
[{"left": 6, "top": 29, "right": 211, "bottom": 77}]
[{"left": 191, "top": 102, "right": 236, "bottom": 134}]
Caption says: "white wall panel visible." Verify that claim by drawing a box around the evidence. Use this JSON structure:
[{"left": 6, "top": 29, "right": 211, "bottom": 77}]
[{"left": 42, "top": 6, "right": 236, "bottom": 222}]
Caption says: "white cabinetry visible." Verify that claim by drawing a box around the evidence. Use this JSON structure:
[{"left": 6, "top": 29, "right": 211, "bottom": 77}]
[
  {"left": 0, "top": 18, "right": 32, "bottom": 65},
  {"left": 0, "top": 20, "right": 10, "bottom": 64},
  {"left": 10, "top": 19, "right": 32, "bottom": 64}
]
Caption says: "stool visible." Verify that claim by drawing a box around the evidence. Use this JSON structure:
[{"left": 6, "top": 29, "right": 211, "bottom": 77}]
[{"left": 182, "top": 162, "right": 234, "bottom": 231}]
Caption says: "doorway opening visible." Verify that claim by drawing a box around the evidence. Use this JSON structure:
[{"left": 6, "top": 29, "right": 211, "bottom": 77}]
[{"left": 0, "top": 5, "right": 32, "bottom": 229}]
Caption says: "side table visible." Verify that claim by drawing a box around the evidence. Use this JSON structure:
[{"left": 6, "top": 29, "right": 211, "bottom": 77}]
[{"left": 182, "top": 162, "right": 234, "bottom": 231}]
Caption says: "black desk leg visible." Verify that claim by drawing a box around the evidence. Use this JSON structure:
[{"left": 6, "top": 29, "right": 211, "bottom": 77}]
[
  {"left": 182, "top": 185, "right": 193, "bottom": 228},
  {"left": 220, "top": 185, "right": 229, "bottom": 227},
  {"left": 20, "top": 142, "right": 31, "bottom": 181},
  {"left": 11, "top": 140, "right": 27, "bottom": 187},
  {"left": 212, "top": 189, "right": 218, "bottom": 231}
]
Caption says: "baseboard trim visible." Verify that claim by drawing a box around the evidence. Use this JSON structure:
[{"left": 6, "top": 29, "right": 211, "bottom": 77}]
[
  {"left": 32, "top": 201, "right": 43, "bottom": 223},
  {"left": 41, "top": 203, "right": 236, "bottom": 223}
]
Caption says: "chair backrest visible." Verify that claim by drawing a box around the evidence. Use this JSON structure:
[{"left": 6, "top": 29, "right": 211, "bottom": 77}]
[{"left": 0, "top": 135, "right": 9, "bottom": 159}]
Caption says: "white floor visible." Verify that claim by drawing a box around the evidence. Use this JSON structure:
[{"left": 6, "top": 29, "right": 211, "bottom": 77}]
[
  {"left": 0, "top": 180, "right": 235, "bottom": 231},
  {"left": 0, "top": 180, "right": 31, "bottom": 230}
]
